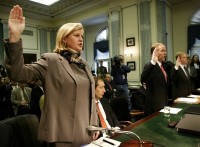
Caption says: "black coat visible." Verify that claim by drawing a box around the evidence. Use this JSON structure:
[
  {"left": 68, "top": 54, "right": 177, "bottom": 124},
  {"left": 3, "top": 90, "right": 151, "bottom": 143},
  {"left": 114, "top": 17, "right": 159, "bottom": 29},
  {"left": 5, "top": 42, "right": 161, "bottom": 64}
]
[
  {"left": 171, "top": 66, "right": 191, "bottom": 99},
  {"left": 99, "top": 98, "right": 120, "bottom": 128},
  {"left": 141, "top": 62, "right": 169, "bottom": 116},
  {"left": 29, "top": 85, "right": 44, "bottom": 118}
]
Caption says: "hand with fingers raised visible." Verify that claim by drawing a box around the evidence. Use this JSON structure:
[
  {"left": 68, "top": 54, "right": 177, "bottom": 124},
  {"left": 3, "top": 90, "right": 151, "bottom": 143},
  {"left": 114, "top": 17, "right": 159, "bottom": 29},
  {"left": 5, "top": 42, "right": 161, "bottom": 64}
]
[{"left": 8, "top": 5, "right": 25, "bottom": 42}]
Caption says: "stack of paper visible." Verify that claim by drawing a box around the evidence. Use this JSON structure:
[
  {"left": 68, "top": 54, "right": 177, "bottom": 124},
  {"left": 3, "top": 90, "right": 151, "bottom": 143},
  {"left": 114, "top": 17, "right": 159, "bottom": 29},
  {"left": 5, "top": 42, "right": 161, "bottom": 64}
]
[
  {"left": 85, "top": 137, "right": 121, "bottom": 147},
  {"left": 174, "top": 97, "right": 200, "bottom": 104},
  {"left": 187, "top": 94, "right": 200, "bottom": 98},
  {"left": 160, "top": 107, "right": 182, "bottom": 114}
]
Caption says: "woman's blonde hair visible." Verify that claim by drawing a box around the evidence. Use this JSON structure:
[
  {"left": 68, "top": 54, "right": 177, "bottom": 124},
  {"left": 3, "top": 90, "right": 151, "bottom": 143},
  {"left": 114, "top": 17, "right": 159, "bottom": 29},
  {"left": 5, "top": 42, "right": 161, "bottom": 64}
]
[{"left": 53, "top": 23, "right": 83, "bottom": 53}]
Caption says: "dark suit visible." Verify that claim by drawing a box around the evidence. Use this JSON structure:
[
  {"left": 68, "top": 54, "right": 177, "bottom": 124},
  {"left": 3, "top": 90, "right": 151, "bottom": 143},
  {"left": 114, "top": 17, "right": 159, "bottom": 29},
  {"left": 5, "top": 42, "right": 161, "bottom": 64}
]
[
  {"left": 171, "top": 66, "right": 191, "bottom": 99},
  {"left": 0, "top": 84, "right": 15, "bottom": 120},
  {"left": 99, "top": 98, "right": 120, "bottom": 128},
  {"left": 141, "top": 62, "right": 169, "bottom": 116},
  {"left": 187, "top": 65, "right": 197, "bottom": 93},
  {"left": 97, "top": 66, "right": 107, "bottom": 77},
  {"left": 30, "top": 85, "right": 44, "bottom": 118},
  {"left": 0, "top": 124, "right": 18, "bottom": 147},
  {"left": 132, "top": 85, "right": 146, "bottom": 111},
  {"left": 104, "top": 80, "right": 116, "bottom": 100}
]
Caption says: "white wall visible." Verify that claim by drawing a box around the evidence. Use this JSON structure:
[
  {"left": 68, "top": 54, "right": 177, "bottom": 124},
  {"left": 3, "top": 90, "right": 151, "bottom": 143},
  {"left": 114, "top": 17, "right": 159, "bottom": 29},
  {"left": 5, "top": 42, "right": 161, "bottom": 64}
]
[
  {"left": 84, "top": 23, "right": 108, "bottom": 70},
  {"left": 2, "top": 0, "right": 200, "bottom": 84},
  {"left": 122, "top": 5, "right": 140, "bottom": 83},
  {"left": 172, "top": 0, "right": 200, "bottom": 58}
]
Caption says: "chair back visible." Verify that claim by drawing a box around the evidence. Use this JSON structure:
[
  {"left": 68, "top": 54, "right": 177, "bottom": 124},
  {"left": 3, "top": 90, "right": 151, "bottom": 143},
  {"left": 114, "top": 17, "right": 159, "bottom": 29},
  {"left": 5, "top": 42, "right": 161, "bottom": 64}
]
[
  {"left": 110, "top": 97, "right": 131, "bottom": 121},
  {"left": 0, "top": 114, "right": 43, "bottom": 147}
]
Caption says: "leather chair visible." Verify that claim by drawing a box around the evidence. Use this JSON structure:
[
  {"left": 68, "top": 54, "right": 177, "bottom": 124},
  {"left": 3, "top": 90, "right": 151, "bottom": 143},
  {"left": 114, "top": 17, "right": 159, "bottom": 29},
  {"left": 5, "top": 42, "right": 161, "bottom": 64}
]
[
  {"left": 109, "top": 97, "right": 133, "bottom": 128},
  {"left": 0, "top": 114, "right": 44, "bottom": 147}
]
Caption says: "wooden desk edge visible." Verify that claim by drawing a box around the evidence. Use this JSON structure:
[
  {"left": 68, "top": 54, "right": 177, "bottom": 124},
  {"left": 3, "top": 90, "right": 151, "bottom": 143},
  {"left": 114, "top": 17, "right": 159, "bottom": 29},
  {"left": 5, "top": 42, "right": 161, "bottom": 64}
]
[{"left": 112, "top": 112, "right": 160, "bottom": 138}]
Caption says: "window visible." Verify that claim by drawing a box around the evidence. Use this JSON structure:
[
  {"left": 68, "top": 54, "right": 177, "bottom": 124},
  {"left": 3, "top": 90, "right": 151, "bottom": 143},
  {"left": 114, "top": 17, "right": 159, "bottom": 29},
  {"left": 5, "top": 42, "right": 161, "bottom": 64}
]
[
  {"left": 95, "top": 26, "right": 109, "bottom": 60},
  {"left": 94, "top": 26, "right": 110, "bottom": 73},
  {"left": 190, "top": 9, "right": 200, "bottom": 25}
]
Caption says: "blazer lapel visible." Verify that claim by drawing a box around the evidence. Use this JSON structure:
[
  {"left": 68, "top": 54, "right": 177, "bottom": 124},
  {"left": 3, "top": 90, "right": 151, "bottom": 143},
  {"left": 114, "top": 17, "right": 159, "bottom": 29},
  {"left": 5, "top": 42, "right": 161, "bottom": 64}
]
[
  {"left": 59, "top": 54, "right": 77, "bottom": 83},
  {"left": 179, "top": 68, "right": 188, "bottom": 79},
  {"left": 156, "top": 63, "right": 167, "bottom": 82}
]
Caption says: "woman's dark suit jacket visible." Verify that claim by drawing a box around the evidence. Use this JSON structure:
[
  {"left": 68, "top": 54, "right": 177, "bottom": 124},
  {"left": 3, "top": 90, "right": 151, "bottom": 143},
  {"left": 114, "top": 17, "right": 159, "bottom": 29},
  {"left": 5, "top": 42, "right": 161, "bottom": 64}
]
[
  {"left": 141, "top": 62, "right": 169, "bottom": 116},
  {"left": 4, "top": 39, "right": 98, "bottom": 143}
]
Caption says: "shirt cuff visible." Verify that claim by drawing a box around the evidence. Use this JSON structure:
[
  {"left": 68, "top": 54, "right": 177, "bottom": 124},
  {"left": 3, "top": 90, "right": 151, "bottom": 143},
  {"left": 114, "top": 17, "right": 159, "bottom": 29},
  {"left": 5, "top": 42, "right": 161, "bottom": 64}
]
[
  {"left": 150, "top": 60, "right": 156, "bottom": 65},
  {"left": 175, "top": 66, "right": 179, "bottom": 70}
]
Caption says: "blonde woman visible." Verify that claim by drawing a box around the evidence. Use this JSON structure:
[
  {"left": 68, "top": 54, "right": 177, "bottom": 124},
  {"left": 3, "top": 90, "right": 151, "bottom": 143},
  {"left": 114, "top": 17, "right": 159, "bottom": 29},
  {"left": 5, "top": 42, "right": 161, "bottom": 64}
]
[{"left": 4, "top": 5, "right": 99, "bottom": 147}]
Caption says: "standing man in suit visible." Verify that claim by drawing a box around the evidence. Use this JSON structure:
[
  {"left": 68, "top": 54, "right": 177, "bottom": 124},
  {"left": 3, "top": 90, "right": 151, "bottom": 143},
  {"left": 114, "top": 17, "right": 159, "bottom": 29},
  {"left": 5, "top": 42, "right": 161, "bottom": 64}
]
[
  {"left": 30, "top": 79, "right": 44, "bottom": 118},
  {"left": 186, "top": 56, "right": 197, "bottom": 94},
  {"left": 94, "top": 77, "right": 120, "bottom": 129},
  {"left": 141, "top": 43, "right": 169, "bottom": 116},
  {"left": 171, "top": 52, "right": 191, "bottom": 99},
  {"left": 97, "top": 61, "right": 107, "bottom": 78},
  {"left": 11, "top": 82, "right": 32, "bottom": 116}
]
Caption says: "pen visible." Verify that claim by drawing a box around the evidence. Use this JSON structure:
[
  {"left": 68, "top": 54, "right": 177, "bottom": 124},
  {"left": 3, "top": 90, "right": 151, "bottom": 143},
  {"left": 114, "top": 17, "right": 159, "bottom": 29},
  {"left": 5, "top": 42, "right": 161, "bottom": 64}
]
[{"left": 103, "top": 139, "right": 115, "bottom": 146}]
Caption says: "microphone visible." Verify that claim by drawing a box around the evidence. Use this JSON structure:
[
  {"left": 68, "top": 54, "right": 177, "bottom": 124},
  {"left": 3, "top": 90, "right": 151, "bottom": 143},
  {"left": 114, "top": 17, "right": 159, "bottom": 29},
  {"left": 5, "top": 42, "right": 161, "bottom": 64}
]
[
  {"left": 108, "top": 129, "right": 141, "bottom": 143},
  {"left": 87, "top": 126, "right": 107, "bottom": 131},
  {"left": 87, "top": 126, "right": 141, "bottom": 143}
]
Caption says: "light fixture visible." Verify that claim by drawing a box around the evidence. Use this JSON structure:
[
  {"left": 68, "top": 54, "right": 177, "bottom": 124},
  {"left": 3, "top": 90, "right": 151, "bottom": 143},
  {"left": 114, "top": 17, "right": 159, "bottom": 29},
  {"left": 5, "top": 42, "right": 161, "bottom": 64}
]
[{"left": 29, "top": 0, "right": 59, "bottom": 6}]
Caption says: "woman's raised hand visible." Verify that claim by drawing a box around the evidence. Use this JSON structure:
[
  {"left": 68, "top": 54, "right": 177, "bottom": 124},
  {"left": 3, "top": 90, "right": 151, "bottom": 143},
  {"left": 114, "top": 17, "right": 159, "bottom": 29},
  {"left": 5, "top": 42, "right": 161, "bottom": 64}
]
[{"left": 8, "top": 5, "right": 25, "bottom": 42}]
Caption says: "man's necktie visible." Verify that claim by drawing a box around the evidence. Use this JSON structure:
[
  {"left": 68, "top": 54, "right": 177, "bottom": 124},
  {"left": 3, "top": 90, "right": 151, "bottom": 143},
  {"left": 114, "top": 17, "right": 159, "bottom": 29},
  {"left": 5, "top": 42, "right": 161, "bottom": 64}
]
[
  {"left": 96, "top": 102, "right": 107, "bottom": 128},
  {"left": 22, "top": 89, "right": 28, "bottom": 101},
  {"left": 184, "top": 66, "right": 189, "bottom": 78},
  {"left": 160, "top": 64, "right": 167, "bottom": 82}
]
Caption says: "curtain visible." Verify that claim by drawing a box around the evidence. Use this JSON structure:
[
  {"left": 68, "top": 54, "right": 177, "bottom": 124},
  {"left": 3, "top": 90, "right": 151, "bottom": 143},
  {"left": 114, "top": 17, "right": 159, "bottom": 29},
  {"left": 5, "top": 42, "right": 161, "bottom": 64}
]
[
  {"left": 188, "top": 25, "right": 200, "bottom": 53},
  {"left": 156, "top": 1, "right": 167, "bottom": 45},
  {"left": 0, "top": 20, "right": 3, "bottom": 65},
  {"left": 93, "top": 40, "right": 109, "bottom": 60},
  {"left": 39, "top": 29, "right": 47, "bottom": 55},
  {"left": 50, "top": 30, "right": 57, "bottom": 52},
  {"left": 139, "top": 1, "right": 151, "bottom": 69},
  {"left": 109, "top": 10, "right": 120, "bottom": 57}
]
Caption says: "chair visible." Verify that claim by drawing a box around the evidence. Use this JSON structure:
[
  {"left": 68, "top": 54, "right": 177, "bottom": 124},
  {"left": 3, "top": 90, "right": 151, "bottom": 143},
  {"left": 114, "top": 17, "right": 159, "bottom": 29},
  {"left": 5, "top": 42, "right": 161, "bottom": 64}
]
[
  {"left": 110, "top": 97, "right": 132, "bottom": 122},
  {"left": 0, "top": 114, "right": 44, "bottom": 147},
  {"left": 130, "top": 88, "right": 145, "bottom": 121},
  {"left": 109, "top": 97, "right": 133, "bottom": 128}
]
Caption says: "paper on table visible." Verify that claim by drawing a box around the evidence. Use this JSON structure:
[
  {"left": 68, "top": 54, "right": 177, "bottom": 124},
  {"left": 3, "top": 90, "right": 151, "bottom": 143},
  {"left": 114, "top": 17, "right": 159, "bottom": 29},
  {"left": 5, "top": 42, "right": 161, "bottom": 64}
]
[
  {"left": 187, "top": 94, "right": 200, "bottom": 98},
  {"left": 160, "top": 107, "right": 182, "bottom": 114},
  {"left": 174, "top": 97, "right": 200, "bottom": 104},
  {"left": 85, "top": 137, "right": 121, "bottom": 147}
]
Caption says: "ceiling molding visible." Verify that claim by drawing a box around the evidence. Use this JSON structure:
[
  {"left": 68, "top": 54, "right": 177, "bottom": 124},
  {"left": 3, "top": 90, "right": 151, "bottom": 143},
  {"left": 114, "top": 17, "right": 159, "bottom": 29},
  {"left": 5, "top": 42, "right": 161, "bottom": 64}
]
[{"left": 0, "top": 0, "right": 107, "bottom": 21}]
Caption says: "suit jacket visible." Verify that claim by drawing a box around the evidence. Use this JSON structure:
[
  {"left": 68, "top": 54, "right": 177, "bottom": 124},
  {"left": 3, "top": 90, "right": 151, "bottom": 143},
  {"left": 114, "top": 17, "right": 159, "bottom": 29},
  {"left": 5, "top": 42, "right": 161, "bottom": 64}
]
[
  {"left": 4, "top": 39, "right": 98, "bottom": 143},
  {"left": 11, "top": 87, "right": 32, "bottom": 115},
  {"left": 132, "top": 85, "right": 146, "bottom": 111},
  {"left": 188, "top": 65, "right": 197, "bottom": 93},
  {"left": 141, "top": 62, "right": 169, "bottom": 116},
  {"left": 100, "top": 98, "right": 120, "bottom": 128},
  {"left": 171, "top": 66, "right": 191, "bottom": 99},
  {"left": 97, "top": 66, "right": 107, "bottom": 77},
  {"left": 104, "top": 80, "right": 116, "bottom": 100},
  {"left": 0, "top": 124, "right": 18, "bottom": 147},
  {"left": 30, "top": 85, "right": 44, "bottom": 118},
  {"left": 0, "top": 84, "right": 15, "bottom": 120}
]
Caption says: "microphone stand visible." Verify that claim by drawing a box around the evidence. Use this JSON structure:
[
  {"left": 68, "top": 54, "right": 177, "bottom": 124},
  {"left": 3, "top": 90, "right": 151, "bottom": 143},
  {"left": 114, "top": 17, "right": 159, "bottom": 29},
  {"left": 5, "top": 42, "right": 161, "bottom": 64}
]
[
  {"left": 88, "top": 126, "right": 143, "bottom": 147},
  {"left": 108, "top": 128, "right": 143, "bottom": 147}
]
